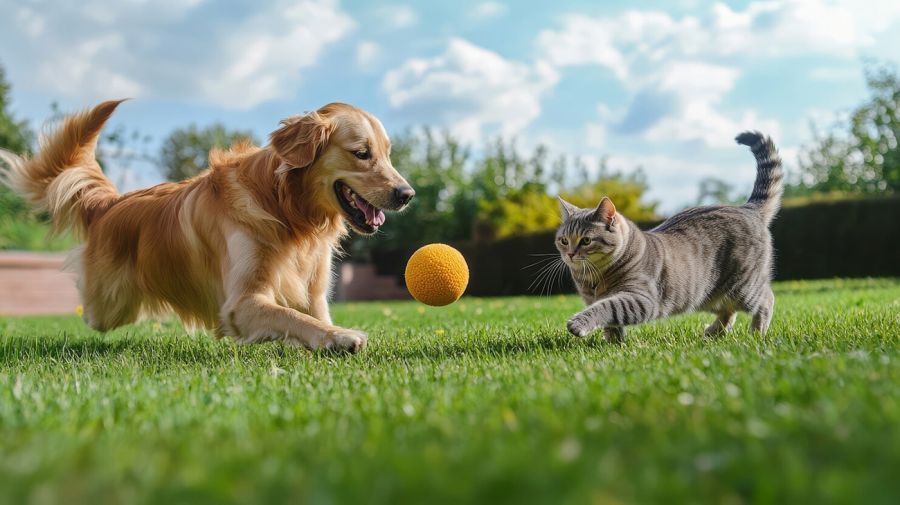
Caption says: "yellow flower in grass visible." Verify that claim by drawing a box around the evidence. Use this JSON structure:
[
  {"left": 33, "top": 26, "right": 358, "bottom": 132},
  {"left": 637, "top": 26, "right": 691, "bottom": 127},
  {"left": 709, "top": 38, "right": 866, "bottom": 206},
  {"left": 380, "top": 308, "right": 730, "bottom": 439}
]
[{"left": 74, "top": 305, "right": 84, "bottom": 317}]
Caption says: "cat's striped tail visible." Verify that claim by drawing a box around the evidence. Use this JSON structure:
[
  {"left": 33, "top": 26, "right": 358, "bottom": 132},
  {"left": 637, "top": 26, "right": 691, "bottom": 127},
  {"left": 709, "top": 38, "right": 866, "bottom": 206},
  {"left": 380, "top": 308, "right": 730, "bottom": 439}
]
[{"left": 736, "top": 131, "right": 783, "bottom": 226}]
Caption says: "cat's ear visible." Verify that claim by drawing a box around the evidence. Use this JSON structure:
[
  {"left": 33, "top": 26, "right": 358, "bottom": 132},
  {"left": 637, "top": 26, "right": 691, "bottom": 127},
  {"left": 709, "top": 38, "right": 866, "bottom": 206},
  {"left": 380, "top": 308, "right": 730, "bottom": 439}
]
[
  {"left": 592, "top": 197, "right": 617, "bottom": 225},
  {"left": 558, "top": 196, "right": 578, "bottom": 220}
]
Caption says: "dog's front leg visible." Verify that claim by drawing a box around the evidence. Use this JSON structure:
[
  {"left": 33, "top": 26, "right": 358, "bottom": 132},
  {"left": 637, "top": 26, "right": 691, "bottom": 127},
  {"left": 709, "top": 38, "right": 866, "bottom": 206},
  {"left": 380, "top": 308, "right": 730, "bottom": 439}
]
[
  {"left": 307, "top": 249, "right": 334, "bottom": 325},
  {"left": 221, "top": 230, "right": 365, "bottom": 352},
  {"left": 226, "top": 293, "right": 366, "bottom": 352}
]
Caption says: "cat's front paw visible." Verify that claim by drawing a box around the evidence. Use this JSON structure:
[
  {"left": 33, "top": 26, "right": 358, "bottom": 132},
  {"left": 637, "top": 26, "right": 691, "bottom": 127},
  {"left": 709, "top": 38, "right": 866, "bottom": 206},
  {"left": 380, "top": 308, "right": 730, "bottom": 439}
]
[{"left": 567, "top": 315, "right": 595, "bottom": 337}]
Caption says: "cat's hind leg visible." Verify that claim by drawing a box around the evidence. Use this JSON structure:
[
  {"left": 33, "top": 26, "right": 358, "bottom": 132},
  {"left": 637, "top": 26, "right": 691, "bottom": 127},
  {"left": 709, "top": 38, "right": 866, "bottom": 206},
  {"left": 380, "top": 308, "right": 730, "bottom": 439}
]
[
  {"left": 603, "top": 326, "right": 626, "bottom": 344},
  {"left": 749, "top": 286, "right": 775, "bottom": 334},
  {"left": 704, "top": 310, "right": 737, "bottom": 337}
]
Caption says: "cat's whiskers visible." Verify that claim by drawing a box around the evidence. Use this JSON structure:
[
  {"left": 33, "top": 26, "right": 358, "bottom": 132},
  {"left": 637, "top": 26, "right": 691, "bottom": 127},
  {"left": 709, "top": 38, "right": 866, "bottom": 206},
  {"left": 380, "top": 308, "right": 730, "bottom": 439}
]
[
  {"left": 528, "top": 257, "right": 560, "bottom": 294},
  {"left": 584, "top": 259, "right": 606, "bottom": 291},
  {"left": 528, "top": 254, "right": 567, "bottom": 296},
  {"left": 521, "top": 255, "right": 561, "bottom": 271}
]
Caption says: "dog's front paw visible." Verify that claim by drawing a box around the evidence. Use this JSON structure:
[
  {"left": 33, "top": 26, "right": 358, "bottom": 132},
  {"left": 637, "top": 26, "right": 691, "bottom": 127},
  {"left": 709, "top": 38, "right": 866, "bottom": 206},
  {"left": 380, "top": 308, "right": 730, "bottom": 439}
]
[
  {"left": 324, "top": 328, "right": 368, "bottom": 353},
  {"left": 566, "top": 315, "right": 595, "bottom": 337}
]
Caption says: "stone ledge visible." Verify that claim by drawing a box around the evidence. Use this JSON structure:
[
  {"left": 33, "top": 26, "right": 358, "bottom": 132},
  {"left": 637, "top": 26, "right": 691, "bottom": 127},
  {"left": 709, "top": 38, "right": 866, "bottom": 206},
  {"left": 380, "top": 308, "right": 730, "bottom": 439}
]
[{"left": 0, "top": 252, "right": 407, "bottom": 315}]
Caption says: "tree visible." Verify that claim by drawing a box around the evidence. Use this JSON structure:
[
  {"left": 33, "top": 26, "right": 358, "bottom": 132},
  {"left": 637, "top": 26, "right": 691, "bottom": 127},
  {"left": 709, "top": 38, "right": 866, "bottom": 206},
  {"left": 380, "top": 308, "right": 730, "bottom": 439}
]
[
  {"left": 848, "top": 64, "right": 900, "bottom": 193},
  {"left": 348, "top": 130, "right": 659, "bottom": 255},
  {"left": 791, "top": 63, "right": 900, "bottom": 196},
  {"left": 0, "top": 62, "right": 34, "bottom": 221},
  {"left": 478, "top": 159, "right": 659, "bottom": 239},
  {"left": 559, "top": 161, "right": 658, "bottom": 222},
  {"left": 160, "top": 123, "right": 257, "bottom": 181},
  {"left": 696, "top": 177, "right": 741, "bottom": 206},
  {"left": 0, "top": 63, "right": 75, "bottom": 250},
  {"left": 0, "top": 64, "right": 32, "bottom": 154}
]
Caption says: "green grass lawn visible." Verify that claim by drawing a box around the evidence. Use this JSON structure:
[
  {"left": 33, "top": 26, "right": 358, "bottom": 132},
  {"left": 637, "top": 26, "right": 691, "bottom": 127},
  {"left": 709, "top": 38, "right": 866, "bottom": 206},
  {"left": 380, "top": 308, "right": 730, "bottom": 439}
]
[{"left": 1, "top": 278, "right": 898, "bottom": 504}]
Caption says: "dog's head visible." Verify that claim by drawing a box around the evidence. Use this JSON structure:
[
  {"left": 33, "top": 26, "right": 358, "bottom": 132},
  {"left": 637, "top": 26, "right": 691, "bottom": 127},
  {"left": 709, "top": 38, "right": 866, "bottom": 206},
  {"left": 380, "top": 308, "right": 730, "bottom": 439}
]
[{"left": 269, "top": 103, "right": 414, "bottom": 235}]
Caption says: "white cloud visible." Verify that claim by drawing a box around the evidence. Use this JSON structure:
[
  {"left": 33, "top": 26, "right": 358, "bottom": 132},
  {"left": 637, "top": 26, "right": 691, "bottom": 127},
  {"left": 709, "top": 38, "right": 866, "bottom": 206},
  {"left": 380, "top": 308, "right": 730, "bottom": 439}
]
[
  {"left": 635, "top": 62, "right": 780, "bottom": 148},
  {"left": 606, "top": 152, "right": 752, "bottom": 212},
  {"left": 383, "top": 38, "right": 559, "bottom": 142},
  {"left": 378, "top": 5, "right": 418, "bottom": 29},
  {"left": 810, "top": 66, "right": 861, "bottom": 81},
  {"left": 35, "top": 33, "right": 143, "bottom": 99},
  {"left": 200, "top": 1, "right": 355, "bottom": 108},
  {"left": 536, "top": 0, "right": 900, "bottom": 149},
  {"left": 2, "top": 0, "right": 355, "bottom": 109},
  {"left": 585, "top": 124, "right": 607, "bottom": 150},
  {"left": 535, "top": 14, "right": 631, "bottom": 80},
  {"left": 538, "top": 1, "right": 900, "bottom": 73},
  {"left": 587, "top": 60, "right": 781, "bottom": 148},
  {"left": 471, "top": 2, "right": 508, "bottom": 21},
  {"left": 356, "top": 41, "right": 382, "bottom": 69},
  {"left": 644, "top": 103, "right": 781, "bottom": 149},
  {"left": 655, "top": 62, "right": 738, "bottom": 98}
]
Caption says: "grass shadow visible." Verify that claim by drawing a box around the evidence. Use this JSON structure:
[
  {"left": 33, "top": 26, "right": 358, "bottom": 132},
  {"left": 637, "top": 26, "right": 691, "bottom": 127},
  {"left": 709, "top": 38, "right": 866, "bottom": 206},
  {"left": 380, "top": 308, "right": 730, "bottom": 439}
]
[
  {"left": 0, "top": 334, "right": 228, "bottom": 366},
  {"left": 377, "top": 332, "right": 609, "bottom": 362}
]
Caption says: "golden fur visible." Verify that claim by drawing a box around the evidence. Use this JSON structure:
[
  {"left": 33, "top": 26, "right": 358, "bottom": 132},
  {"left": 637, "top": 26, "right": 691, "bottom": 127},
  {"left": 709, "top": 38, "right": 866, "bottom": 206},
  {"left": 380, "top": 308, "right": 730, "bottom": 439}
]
[{"left": 0, "top": 100, "right": 413, "bottom": 352}]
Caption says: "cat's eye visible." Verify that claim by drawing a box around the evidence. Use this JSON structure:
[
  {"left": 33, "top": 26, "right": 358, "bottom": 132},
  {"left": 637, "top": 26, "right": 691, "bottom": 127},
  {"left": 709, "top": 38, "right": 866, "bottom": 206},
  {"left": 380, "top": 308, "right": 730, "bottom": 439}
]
[
  {"left": 559, "top": 237, "right": 568, "bottom": 246},
  {"left": 580, "top": 237, "right": 591, "bottom": 246}
]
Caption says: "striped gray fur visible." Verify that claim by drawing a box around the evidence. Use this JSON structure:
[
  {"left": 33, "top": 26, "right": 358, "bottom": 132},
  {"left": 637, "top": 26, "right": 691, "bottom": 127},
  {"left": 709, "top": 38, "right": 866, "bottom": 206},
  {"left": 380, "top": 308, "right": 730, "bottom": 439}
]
[{"left": 556, "top": 131, "right": 782, "bottom": 342}]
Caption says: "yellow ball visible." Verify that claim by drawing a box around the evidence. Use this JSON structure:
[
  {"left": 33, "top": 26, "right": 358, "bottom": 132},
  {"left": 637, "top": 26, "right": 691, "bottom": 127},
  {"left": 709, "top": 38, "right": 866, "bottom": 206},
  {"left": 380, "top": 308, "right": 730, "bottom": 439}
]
[{"left": 405, "top": 243, "right": 469, "bottom": 306}]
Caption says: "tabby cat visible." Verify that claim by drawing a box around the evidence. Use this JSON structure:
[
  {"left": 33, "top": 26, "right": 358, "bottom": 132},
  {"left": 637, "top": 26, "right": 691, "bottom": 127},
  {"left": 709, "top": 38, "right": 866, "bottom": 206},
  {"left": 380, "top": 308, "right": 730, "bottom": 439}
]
[{"left": 556, "top": 131, "right": 782, "bottom": 342}]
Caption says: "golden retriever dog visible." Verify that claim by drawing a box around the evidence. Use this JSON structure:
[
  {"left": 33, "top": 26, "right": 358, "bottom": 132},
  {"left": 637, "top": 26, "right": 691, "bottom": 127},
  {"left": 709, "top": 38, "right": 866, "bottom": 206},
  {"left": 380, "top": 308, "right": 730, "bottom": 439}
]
[{"left": 0, "top": 100, "right": 414, "bottom": 352}]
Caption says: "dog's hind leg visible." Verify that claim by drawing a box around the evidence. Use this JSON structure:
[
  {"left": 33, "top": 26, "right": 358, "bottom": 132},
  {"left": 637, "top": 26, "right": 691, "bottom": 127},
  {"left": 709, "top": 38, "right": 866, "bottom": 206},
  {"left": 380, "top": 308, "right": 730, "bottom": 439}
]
[
  {"left": 78, "top": 261, "right": 142, "bottom": 332},
  {"left": 81, "top": 287, "right": 141, "bottom": 332}
]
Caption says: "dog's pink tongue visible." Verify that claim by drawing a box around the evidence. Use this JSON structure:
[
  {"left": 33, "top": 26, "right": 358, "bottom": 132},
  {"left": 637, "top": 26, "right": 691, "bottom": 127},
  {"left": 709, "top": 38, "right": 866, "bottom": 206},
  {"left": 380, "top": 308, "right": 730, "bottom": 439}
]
[{"left": 355, "top": 196, "right": 386, "bottom": 227}]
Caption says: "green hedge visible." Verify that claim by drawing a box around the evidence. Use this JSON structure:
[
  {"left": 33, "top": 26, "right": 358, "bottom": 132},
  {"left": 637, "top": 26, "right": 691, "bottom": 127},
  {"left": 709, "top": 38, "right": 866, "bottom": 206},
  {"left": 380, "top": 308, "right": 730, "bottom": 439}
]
[
  {"left": 770, "top": 197, "right": 900, "bottom": 280},
  {"left": 369, "top": 197, "right": 900, "bottom": 297}
]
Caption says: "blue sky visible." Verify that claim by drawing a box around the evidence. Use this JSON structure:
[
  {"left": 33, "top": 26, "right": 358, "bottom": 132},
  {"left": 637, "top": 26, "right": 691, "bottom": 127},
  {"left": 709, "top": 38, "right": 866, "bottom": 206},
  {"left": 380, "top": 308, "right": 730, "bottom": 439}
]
[{"left": 2, "top": 0, "right": 899, "bottom": 212}]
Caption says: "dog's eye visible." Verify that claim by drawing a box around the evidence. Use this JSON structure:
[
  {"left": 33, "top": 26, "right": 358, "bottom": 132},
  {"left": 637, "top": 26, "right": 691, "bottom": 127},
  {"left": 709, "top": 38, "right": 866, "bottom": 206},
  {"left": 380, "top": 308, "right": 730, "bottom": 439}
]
[
  {"left": 580, "top": 237, "right": 591, "bottom": 246},
  {"left": 560, "top": 237, "right": 568, "bottom": 246},
  {"left": 354, "top": 150, "right": 371, "bottom": 160}
]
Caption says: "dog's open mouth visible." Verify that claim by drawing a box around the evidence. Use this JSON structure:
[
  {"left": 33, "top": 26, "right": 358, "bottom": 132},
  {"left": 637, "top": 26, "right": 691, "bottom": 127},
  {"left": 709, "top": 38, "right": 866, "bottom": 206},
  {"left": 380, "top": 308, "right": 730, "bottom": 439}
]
[{"left": 335, "top": 181, "right": 385, "bottom": 234}]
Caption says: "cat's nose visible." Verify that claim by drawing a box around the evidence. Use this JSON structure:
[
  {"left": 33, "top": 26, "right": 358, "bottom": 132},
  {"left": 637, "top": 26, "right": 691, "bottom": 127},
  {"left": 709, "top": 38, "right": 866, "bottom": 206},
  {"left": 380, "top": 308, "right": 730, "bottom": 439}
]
[{"left": 567, "top": 252, "right": 575, "bottom": 259}]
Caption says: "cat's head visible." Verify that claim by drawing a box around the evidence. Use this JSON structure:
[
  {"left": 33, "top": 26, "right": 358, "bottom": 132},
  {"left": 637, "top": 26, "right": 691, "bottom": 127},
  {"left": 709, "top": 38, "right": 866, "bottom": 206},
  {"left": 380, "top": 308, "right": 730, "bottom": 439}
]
[{"left": 555, "top": 196, "right": 624, "bottom": 266}]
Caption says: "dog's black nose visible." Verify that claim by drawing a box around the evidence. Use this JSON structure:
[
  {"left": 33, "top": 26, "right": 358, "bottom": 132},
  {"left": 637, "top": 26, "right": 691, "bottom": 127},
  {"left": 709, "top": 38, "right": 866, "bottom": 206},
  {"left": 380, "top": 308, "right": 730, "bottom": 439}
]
[{"left": 394, "top": 186, "right": 415, "bottom": 206}]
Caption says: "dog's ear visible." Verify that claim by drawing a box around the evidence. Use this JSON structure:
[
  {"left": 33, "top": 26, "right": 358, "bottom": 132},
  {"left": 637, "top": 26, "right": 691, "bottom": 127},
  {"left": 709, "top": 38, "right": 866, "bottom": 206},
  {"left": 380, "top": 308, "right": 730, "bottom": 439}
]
[{"left": 270, "top": 111, "right": 334, "bottom": 171}]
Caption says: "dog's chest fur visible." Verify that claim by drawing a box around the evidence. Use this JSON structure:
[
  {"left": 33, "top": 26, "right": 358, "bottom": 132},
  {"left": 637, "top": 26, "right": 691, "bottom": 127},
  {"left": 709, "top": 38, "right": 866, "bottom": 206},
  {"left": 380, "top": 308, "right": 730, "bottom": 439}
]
[{"left": 266, "top": 238, "right": 333, "bottom": 312}]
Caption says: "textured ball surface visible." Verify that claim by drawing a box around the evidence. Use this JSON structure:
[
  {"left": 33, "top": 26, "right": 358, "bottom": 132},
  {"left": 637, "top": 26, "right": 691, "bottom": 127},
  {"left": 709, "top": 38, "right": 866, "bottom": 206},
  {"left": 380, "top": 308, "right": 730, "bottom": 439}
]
[{"left": 405, "top": 244, "right": 469, "bottom": 306}]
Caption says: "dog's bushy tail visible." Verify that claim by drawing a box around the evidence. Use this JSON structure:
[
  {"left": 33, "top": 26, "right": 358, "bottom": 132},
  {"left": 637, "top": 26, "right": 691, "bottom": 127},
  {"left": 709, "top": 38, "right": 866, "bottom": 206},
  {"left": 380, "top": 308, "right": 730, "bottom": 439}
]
[
  {"left": 0, "top": 100, "right": 124, "bottom": 237},
  {"left": 736, "top": 130, "right": 783, "bottom": 226}
]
